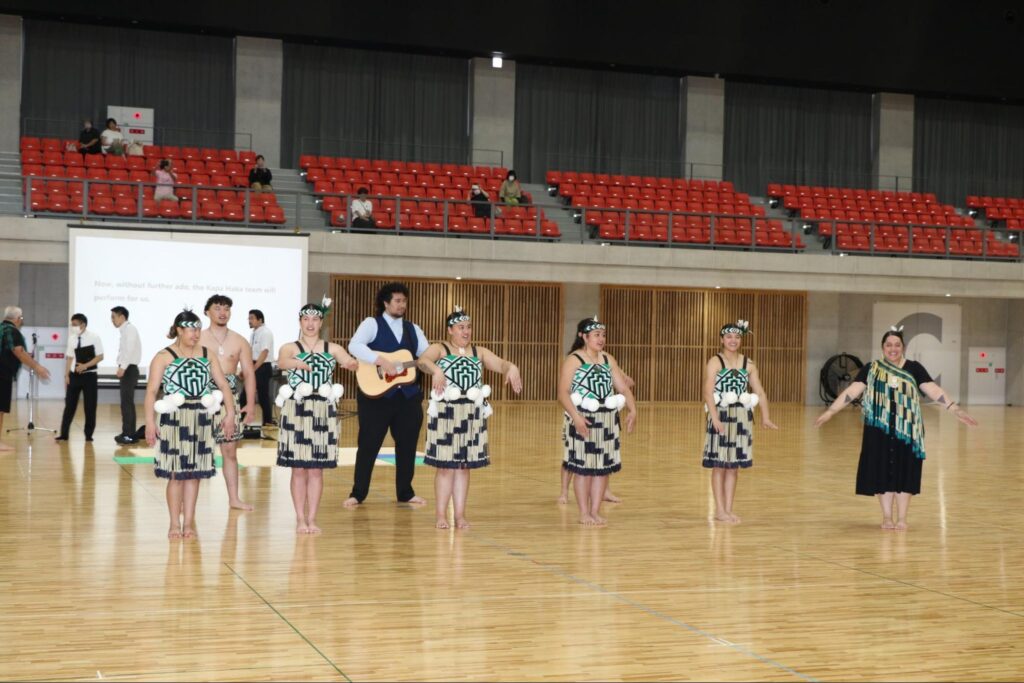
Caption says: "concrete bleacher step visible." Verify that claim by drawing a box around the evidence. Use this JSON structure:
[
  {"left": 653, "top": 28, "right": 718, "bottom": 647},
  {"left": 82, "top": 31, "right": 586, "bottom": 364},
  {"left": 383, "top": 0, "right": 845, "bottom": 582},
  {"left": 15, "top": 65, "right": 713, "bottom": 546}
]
[
  {"left": 0, "top": 152, "right": 25, "bottom": 214},
  {"left": 273, "top": 168, "right": 327, "bottom": 231}
]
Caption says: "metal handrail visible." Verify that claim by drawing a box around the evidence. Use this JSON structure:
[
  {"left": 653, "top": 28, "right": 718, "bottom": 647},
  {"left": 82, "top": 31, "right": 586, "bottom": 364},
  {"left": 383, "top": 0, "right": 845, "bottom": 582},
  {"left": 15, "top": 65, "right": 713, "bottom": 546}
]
[{"left": 5, "top": 171, "right": 1019, "bottom": 260}]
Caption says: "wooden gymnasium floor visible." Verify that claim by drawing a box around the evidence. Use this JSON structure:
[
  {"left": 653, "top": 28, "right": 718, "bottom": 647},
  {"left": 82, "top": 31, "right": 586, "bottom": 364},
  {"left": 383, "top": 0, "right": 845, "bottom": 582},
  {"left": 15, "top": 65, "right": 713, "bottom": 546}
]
[{"left": 1, "top": 400, "right": 1023, "bottom": 682}]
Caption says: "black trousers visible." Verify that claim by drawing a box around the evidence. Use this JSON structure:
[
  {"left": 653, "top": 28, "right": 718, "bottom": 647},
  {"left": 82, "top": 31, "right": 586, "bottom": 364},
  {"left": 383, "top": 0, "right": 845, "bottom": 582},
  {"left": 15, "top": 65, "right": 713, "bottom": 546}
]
[
  {"left": 350, "top": 390, "right": 423, "bottom": 503},
  {"left": 119, "top": 364, "right": 138, "bottom": 435},
  {"left": 254, "top": 363, "right": 274, "bottom": 424},
  {"left": 60, "top": 372, "right": 98, "bottom": 438},
  {"left": 239, "top": 364, "right": 275, "bottom": 424}
]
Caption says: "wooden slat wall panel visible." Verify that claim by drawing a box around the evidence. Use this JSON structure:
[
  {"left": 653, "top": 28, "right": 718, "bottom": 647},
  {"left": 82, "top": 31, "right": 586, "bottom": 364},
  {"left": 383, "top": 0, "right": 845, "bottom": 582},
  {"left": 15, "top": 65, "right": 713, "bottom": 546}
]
[
  {"left": 602, "top": 285, "right": 807, "bottom": 403},
  {"left": 329, "top": 276, "right": 563, "bottom": 400}
]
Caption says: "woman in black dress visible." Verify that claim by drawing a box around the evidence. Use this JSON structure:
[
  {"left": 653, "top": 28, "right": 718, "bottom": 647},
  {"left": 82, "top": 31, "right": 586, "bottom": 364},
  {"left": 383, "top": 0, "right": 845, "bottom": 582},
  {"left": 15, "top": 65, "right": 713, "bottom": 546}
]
[{"left": 815, "top": 326, "right": 977, "bottom": 530}]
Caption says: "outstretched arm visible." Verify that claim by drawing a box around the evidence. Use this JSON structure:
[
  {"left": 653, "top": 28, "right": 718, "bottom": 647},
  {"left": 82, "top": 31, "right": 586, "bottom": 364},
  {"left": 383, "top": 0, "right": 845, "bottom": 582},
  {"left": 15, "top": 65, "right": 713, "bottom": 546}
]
[
  {"left": 814, "top": 381, "right": 867, "bottom": 427},
  {"left": 919, "top": 382, "right": 979, "bottom": 426}
]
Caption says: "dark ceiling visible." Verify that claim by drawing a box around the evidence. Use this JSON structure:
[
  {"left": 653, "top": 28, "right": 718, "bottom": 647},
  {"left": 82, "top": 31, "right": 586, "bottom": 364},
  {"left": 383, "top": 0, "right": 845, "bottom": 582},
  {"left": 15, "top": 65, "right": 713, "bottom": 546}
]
[{"left": 4, "top": 0, "right": 1024, "bottom": 102}]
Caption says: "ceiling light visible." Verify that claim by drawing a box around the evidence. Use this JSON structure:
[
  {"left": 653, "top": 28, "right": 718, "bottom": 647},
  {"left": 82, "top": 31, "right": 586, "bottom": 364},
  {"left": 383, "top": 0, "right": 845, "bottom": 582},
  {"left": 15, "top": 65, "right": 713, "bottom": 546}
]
[{"left": 491, "top": 55, "right": 503, "bottom": 69}]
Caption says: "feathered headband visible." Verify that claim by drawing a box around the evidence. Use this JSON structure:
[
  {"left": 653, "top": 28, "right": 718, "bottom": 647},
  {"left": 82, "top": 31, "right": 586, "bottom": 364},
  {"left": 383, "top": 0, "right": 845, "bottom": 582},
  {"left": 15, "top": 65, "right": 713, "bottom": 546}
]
[
  {"left": 583, "top": 316, "right": 606, "bottom": 333},
  {"left": 887, "top": 324, "right": 905, "bottom": 334},
  {"left": 720, "top": 319, "right": 751, "bottom": 336},
  {"left": 446, "top": 306, "right": 471, "bottom": 327},
  {"left": 300, "top": 295, "right": 332, "bottom": 319}
]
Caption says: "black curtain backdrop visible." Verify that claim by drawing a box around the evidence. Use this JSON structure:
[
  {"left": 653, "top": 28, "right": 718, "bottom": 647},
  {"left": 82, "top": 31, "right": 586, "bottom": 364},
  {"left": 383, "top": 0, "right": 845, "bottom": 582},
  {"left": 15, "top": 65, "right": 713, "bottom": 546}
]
[
  {"left": 514, "top": 64, "right": 682, "bottom": 183},
  {"left": 21, "top": 19, "right": 236, "bottom": 149},
  {"left": 281, "top": 43, "right": 470, "bottom": 167},
  {"left": 914, "top": 97, "right": 1024, "bottom": 203},
  {"left": 723, "top": 82, "right": 872, "bottom": 195}
]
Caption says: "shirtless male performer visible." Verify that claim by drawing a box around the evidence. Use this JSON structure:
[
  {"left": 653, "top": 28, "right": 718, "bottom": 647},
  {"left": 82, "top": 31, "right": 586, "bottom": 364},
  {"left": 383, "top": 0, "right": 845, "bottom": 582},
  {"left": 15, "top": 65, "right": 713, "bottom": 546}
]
[{"left": 201, "top": 294, "right": 257, "bottom": 510}]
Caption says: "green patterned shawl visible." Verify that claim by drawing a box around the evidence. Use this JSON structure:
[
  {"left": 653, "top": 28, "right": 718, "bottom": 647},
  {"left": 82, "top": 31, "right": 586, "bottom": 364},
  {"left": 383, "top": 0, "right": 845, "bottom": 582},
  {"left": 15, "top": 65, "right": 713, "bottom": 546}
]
[{"left": 860, "top": 359, "right": 926, "bottom": 459}]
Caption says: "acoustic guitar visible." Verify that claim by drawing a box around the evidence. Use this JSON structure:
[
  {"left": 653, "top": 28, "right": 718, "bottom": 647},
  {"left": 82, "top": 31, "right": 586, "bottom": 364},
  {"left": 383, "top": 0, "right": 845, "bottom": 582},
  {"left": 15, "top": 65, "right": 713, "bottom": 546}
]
[{"left": 356, "top": 349, "right": 419, "bottom": 398}]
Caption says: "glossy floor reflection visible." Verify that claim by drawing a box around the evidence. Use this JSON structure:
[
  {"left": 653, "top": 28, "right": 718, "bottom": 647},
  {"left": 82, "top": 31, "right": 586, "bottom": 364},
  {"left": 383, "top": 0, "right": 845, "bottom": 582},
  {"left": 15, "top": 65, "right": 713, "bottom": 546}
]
[{"left": 1, "top": 400, "right": 1022, "bottom": 681}]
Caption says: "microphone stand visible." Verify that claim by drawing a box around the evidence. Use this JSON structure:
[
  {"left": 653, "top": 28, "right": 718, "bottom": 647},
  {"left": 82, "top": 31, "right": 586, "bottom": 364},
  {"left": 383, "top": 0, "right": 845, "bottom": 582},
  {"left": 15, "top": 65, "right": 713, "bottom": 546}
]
[{"left": 6, "top": 332, "right": 57, "bottom": 435}]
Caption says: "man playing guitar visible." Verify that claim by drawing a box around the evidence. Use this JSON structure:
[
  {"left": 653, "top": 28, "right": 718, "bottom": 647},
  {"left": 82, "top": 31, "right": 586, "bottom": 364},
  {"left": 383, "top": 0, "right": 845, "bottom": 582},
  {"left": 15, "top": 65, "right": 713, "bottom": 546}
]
[{"left": 343, "top": 282, "right": 440, "bottom": 507}]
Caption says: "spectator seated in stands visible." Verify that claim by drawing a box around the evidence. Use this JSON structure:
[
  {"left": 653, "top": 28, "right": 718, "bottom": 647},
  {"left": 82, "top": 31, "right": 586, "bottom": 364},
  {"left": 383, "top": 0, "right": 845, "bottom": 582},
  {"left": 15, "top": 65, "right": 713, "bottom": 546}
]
[
  {"left": 153, "top": 159, "right": 178, "bottom": 201},
  {"left": 78, "top": 119, "right": 101, "bottom": 155},
  {"left": 100, "top": 118, "right": 124, "bottom": 155},
  {"left": 248, "top": 154, "right": 273, "bottom": 193},
  {"left": 469, "top": 183, "right": 492, "bottom": 218},
  {"left": 499, "top": 169, "right": 522, "bottom": 205},
  {"left": 350, "top": 187, "right": 376, "bottom": 228}
]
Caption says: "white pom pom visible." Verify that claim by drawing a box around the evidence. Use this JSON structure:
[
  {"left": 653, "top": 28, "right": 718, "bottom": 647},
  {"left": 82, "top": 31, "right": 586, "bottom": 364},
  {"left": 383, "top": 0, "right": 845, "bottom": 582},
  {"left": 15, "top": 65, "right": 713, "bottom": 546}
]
[
  {"left": 466, "top": 387, "right": 482, "bottom": 403},
  {"left": 581, "top": 397, "right": 600, "bottom": 412},
  {"left": 278, "top": 385, "right": 293, "bottom": 398},
  {"left": 722, "top": 391, "right": 739, "bottom": 405},
  {"left": 154, "top": 399, "right": 170, "bottom": 414},
  {"left": 570, "top": 392, "right": 583, "bottom": 407},
  {"left": 211, "top": 390, "right": 224, "bottom": 403},
  {"left": 482, "top": 404, "right": 493, "bottom": 419},
  {"left": 427, "top": 400, "right": 439, "bottom": 418},
  {"left": 200, "top": 394, "right": 215, "bottom": 408},
  {"left": 604, "top": 395, "right": 618, "bottom": 410},
  {"left": 615, "top": 394, "right": 627, "bottom": 410},
  {"left": 481, "top": 385, "right": 492, "bottom": 398},
  {"left": 296, "top": 382, "right": 313, "bottom": 398},
  {"left": 430, "top": 388, "right": 445, "bottom": 402},
  {"left": 331, "top": 383, "right": 344, "bottom": 400},
  {"left": 739, "top": 392, "right": 753, "bottom": 408},
  {"left": 317, "top": 382, "right": 332, "bottom": 398},
  {"left": 444, "top": 385, "right": 462, "bottom": 402},
  {"left": 713, "top": 392, "right": 722, "bottom": 406},
  {"left": 168, "top": 393, "right": 185, "bottom": 407},
  {"left": 749, "top": 394, "right": 760, "bottom": 407},
  {"left": 275, "top": 396, "right": 285, "bottom": 408}
]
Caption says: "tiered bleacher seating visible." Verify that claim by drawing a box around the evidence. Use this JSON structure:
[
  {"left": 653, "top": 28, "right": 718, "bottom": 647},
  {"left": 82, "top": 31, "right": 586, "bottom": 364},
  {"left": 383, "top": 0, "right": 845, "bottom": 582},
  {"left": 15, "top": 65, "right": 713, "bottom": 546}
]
[
  {"left": 546, "top": 170, "right": 802, "bottom": 248},
  {"left": 966, "top": 195, "right": 1024, "bottom": 228},
  {"left": 767, "top": 183, "right": 1018, "bottom": 259},
  {"left": 299, "top": 156, "right": 559, "bottom": 238},
  {"left": 19, "top": 137, "right": 284, "bottom": 224}
]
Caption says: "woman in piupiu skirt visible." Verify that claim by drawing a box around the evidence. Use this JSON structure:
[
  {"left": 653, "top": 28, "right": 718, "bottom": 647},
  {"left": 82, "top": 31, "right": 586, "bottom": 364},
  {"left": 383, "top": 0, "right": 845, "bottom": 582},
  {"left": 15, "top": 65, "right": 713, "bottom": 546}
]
[{"left": 815, "top": 327, "right": 977, "bottom": 530}]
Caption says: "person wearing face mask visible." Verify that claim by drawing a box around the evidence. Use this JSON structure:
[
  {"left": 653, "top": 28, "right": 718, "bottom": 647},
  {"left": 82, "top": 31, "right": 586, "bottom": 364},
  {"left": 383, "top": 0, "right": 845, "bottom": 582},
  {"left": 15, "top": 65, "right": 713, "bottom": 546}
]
[
  {"left": 498, "top": 170, "right": 522, "bottom": 206},
  {"left": 815, "top": 325, "right": 978, "bottom": 531},
  {"left": 56, "top": 313, "right": 104, "bottom": 442}
]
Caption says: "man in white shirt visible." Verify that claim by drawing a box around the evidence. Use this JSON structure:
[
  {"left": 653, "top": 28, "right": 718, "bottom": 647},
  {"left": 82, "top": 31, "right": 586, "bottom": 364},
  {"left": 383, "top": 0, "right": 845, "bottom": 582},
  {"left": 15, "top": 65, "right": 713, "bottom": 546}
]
[
  {"left": 111, "top": 306, "right": 142, "bottom": 445},
  {"left": 343, "top": 282, "right": 429, "bottom": 508},
  {"left": 246, "top": 309, "right": 275, "bottom": 426},
  {"left": 350, "top": 187, "right": 376, "bottom": 228},
  {"left": 56, "top": 313, "right": 104, "bottom": 442}
]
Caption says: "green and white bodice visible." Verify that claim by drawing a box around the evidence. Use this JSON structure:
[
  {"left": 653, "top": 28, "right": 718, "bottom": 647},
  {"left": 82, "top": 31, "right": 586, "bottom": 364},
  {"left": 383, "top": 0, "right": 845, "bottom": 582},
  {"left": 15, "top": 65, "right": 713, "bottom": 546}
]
[
  {"left": 437, "top": 348, "right": 483, "bottom": 392},
  {"left": 569, "top": 354, "right": 613, "bottom": 401},
  {"left": 288, "top": 341, "right": 335, "bottom": 390},
  {"left": 163, "top": 354, "right": 213, "bottom": 400}
]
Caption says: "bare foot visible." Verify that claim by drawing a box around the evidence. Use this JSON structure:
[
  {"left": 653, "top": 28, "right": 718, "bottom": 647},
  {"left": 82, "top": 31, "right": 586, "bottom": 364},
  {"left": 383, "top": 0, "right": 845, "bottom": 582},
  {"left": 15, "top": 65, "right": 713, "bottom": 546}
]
[
  {"left": 0, "top": 443, "right": 13, "bottom": 452},
  {"left": 557, "top": 493, "right": 568, "bottom": 504},
  {"left": 297, "top": 519, "right": 310, "bottom": 533},
  {"left": 728, "top": 512, "right": 742, "bottom": 524},
  {"left": 342, "top": 497, "right": 360, "bottom": 509},
  {"left": 403, "top": 495, "right": 427, "bottom": 506},
  {"left": 435, "top": 517, "right": 450, "bottom": 529},
  {"left": 307, "top": 521, "right": 322, "bottom": 534},
  {"left": 456, "top": 517, "right": 471, "bottom": 529},
  {"left": 229, "top": 499, "right": 254, "bottom": 511},
  {"left": 714, "top": 512, "right": 735, "bottom": 523},
  {"left": 603, "top": 491, "right": 622, "bottom": 503},
  {"left": 182, "top": 526, "right": 197, "bottom": 539},
  {"left": 880, "top": 520, "right": 896, "bottom": 530},
  {"left": 894, "top": 520, "right": 908, "bottom": 531},
  {"left": 591, "top": 514, "right": 607, "bottom": 525},
  {"left": 578, "top": 514, "right": 599, "bottom": 525},
  {"left": 168, "top": 526, "right": 182, "bottom": 539}
]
